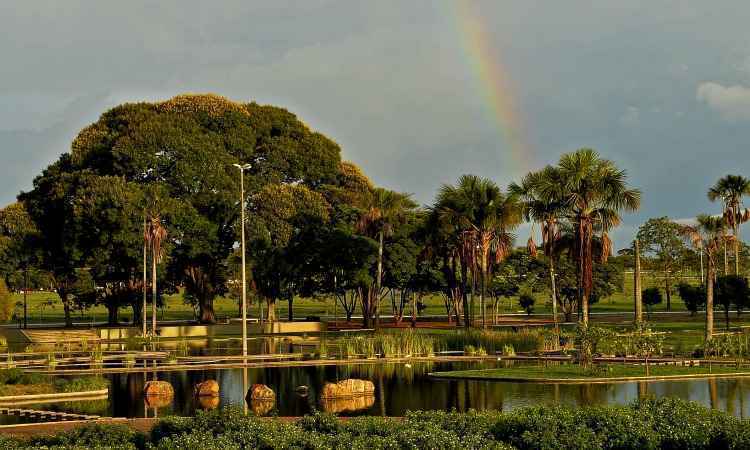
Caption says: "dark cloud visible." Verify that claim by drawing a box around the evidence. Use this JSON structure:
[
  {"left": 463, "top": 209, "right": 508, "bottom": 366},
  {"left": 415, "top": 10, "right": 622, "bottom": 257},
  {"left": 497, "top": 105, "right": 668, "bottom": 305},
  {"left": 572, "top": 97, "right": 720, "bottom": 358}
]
[{"left": 2, "top": 1, "right": 750, "bottom": 249}]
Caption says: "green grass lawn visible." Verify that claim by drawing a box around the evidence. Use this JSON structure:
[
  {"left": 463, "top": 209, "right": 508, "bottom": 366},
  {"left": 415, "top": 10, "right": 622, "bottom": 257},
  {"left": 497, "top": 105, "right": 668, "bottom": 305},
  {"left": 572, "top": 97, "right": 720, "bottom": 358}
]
[
  {"left": 3, "top": 272, "right": 720, "bottom": 327},
  {"left": 429, "top": 363, "right": 750, "bottom": 381}
]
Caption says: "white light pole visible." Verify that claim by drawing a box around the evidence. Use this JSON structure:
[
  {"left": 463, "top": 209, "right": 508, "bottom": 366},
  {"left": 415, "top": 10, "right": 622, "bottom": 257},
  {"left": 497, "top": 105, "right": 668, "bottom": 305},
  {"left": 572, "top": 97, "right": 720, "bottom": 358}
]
[{"left": 234, "top": 163, "right": 251, "bottom": 357}]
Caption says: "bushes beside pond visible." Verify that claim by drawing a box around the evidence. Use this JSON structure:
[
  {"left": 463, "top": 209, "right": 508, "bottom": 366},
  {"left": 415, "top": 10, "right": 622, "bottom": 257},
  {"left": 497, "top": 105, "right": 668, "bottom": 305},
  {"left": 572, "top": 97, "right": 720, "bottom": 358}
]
[{"left": 8, "top": 397, "right": 750, "bottom": 449}]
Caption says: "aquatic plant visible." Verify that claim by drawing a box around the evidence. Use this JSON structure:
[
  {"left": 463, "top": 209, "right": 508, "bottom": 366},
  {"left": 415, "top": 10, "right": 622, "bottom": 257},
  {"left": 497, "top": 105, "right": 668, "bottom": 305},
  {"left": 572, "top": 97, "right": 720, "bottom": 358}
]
[
  {"left": 441, "top": 328, "right": 550, "bottom": 354},
  {"left": 318, "top": 337, "right": 328, "bottom": 359},
  {"left": 91, "top": 345, "right": 104, "bottom": 369},
  {"left": 177, "top": 339, "right": 190, "bottom": 357},
  {"left": 124, "top": 353, "right": 136, "bottom": 368},
  {"left": 46, "top": 352, "right": 57, "bottom": 370}
]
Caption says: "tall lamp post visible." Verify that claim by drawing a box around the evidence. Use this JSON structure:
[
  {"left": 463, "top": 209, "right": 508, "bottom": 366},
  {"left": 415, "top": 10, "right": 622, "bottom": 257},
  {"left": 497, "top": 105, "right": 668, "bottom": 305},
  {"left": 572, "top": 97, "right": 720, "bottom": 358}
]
[{"left": 234, "top": 163, "right": 251, "bottom": 357}]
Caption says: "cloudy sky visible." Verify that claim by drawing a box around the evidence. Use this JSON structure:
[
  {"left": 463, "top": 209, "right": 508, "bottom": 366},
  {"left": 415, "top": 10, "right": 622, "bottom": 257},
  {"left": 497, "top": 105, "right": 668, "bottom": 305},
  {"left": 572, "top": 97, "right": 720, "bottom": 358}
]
[{"left": 2, "top": 0, "right": 750, "bottom": 248}]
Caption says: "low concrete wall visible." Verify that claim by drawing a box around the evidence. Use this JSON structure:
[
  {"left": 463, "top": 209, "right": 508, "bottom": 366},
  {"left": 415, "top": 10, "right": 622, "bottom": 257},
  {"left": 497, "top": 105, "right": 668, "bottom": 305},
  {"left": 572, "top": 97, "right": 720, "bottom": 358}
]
[
  {"left": 1, "top": 321, "right": 326, "bottom": 344},
  {"left": 99, "top": 321, "right": 326, "bottom": 340}
]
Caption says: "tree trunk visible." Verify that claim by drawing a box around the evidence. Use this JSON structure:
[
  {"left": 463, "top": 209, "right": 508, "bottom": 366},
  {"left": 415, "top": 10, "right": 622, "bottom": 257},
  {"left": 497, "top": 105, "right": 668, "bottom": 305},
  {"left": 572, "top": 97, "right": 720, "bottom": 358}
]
[
  {"left": 480, "top": 258, "right": 487, "bottom": 329},
  {"left": 411, "top": 292, "right": 417, "bottom": 327},
  {"left": 580, "top": 219, "right": 593, "bottom": 327},
  {"left": 151, "top": 252, "right": 157, "bottom": 334},
  {"left": 726, "top": 305, "right": 730, "bottom": 331},
  {"left": 288, "top": 295, "right": 294, "bottom": 322},
  {"left": 634, "top": 239, "right": 643, "bottom": 325},
  {"left": 735, "top": 223, "right": 741, "bottom": 275},
  {"left": 375, "top": 231, "right": 384, "bottom": 331},
  {"left": 59, "top": 288, "right": 73, "bottom": 328},
  {"left": 724, "top": 240, "right": 729, "bottom": 276},
  {"left": 199, "top": 297, "right": 216, "bottom": 324},
  {"left": 549, "top": 257, "right": 558, "bottom": 329},
  {"left": 267, "top": 298, "right": 276, "bottom": 322},
  {"left": 665, "top": 270, "right": 672, "bottom": 312},
  {"left": 461, "top": 260, "right": 470, "bottom": 329},
  {"left": 106, "top": 303, "right": 119, "bottom": 326},
  {"left": 706, "top": 259, "right": 715, "bottom": 341},
  {"left": 132, "top": 300, "right": 143, "bottom": 326}
]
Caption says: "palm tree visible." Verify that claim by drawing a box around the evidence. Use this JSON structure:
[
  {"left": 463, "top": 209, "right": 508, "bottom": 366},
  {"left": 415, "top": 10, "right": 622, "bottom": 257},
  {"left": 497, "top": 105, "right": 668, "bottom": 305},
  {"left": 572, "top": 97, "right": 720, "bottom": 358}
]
[
  {"left": 357, "top": 188, "right": 416, "bottom": 329},
  {"left": 510, "top": 166, "right": 567, "bottom": 328},
  {"left": 681, "top": 214, "right": 730, "bottom": 340},
  {"left": 542, "top": 149, "right": 641, "bottom": 326},
  {"left": 708, "top": 175, "right": 750, "bottom": 275},
  {"left": 144, "top": 213, "right": 167, "bottom": 335},
  {"left": 434, "top": 175, "right": 521, "bottom": 328}
]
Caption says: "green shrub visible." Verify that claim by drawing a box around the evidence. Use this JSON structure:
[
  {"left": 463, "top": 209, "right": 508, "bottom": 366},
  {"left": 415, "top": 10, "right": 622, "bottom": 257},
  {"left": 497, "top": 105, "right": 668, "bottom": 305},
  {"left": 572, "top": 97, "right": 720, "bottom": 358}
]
[
  {"left": 5, "top": 398, "right": 750, "bottom": 449},
  {"left": 54, "top": 376, "right": 109, "bottom": 393},
  {"left": 26, "top": 423, "right": 144, "bottom": 449}
]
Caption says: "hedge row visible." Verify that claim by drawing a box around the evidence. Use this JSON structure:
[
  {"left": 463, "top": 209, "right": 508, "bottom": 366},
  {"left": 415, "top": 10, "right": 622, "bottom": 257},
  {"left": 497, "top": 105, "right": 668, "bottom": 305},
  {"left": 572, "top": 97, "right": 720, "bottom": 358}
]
[{"left": 4, "top": 397, "right": 750, "bottom": 449}]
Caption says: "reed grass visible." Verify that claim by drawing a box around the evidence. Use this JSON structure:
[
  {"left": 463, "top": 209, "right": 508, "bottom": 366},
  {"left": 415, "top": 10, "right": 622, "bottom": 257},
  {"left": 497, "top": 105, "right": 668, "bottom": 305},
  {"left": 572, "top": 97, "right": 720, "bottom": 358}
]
[
  {"left": 440, "top": 328, "right": 552, "bottom": 354},
  {"left": 334, "top": 330, "right": 436, "bottom": 358}
]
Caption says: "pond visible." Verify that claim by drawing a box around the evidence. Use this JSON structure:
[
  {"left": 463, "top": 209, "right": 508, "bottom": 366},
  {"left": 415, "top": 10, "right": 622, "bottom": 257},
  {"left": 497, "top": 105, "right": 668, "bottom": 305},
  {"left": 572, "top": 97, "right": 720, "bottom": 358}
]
[{"left": 17, "top": 360, "right": 749, "bottom": 420}]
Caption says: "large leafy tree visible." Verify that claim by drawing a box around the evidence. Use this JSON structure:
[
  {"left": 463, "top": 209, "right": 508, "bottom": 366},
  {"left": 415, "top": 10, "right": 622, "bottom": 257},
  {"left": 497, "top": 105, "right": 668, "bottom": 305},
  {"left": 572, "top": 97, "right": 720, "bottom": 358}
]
[
  {"left": 544, "top": 149, "right": 640, "bottom": 326},
  {"left": 23, "top": 94, "right": 342, "bottom": 324},
  {"left": 636, "top": 217, "right": 686, "bottom": 311},
  {"left": 249, "top": 183, "right": 331, "bottom": 321},
  {"left": 715, "top": 275, "right": 750, "bottom": 330},
  {"left": 681, "top": 214, "right": 730, "bottom": 340},
  {"left": 0, "top": 202, "right": 39, "bottom": 283},
  {"left": 708, "top": 175, "right": 750, "bottom": 275}
]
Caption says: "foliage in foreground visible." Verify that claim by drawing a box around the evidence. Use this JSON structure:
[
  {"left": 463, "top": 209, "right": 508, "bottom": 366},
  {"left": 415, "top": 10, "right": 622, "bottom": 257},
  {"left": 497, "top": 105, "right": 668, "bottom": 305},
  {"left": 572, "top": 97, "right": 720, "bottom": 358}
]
[{"left": 6, "top": 398, "right": 750, "bottom": 449}]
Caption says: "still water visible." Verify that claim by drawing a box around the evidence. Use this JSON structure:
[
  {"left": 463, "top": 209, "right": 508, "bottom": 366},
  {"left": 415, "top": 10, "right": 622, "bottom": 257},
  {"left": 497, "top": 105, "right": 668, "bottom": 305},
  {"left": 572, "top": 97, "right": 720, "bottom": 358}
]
[{"left": 98, "top": 361, "right": 750, "bottom": 418}]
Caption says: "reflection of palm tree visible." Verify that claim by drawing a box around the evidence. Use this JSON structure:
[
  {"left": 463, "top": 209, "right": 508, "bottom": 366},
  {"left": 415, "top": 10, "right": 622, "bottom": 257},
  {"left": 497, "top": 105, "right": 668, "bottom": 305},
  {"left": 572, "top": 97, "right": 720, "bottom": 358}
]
[
  {"left": 708, "top": 175, "right": 750, "bottom": 275},
  {"left": 708, "top": 378, "right": 719, "bottom": 410},
  {"left": 681, "top": 214, "right": 729, "bottom": 340}
]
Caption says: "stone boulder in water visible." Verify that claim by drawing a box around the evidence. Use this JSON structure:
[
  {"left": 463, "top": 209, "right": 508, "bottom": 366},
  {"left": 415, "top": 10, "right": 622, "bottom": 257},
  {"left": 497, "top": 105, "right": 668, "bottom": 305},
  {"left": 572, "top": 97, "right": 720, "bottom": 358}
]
[
  {"left": 144, "top": 380, "right": 174, "bottom": 409},
  {"left": 195, "top": 379, "right": 220, "bottom": 397},
  {"left": 320, "top": 379, "right": 375, "bottom": 398},
  {"left": 144, "top": 380, "right": 174, "bottom": 398},
  {"left": 246, "top": 384, "right": 276, "bottom": 416},
  {"left": 247, "top": 383, "right": 275, "bottom": 401}
]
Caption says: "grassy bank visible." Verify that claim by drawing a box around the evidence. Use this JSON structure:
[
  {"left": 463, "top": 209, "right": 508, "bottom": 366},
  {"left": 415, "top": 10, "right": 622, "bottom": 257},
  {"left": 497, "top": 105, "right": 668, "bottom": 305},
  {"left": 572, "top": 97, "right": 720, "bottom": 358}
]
[
  {"left": 0, "top": 369, "right": 107, "bottom": 396},
  {"left": 4, "top": 398, "right": 750, "bottom": 449},
  {"left": 429, "top": 363, "right": 750, "bottom": 382},
  {"left": 7, "top": 272, "right": 712, "bottom": 326}
]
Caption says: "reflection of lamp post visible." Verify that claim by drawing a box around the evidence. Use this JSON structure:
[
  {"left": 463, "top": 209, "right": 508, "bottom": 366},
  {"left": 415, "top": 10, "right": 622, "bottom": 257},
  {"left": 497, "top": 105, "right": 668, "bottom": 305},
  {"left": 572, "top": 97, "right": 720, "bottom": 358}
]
[{"left": 233, "top": 163, "right": 251, "bottom": 357}]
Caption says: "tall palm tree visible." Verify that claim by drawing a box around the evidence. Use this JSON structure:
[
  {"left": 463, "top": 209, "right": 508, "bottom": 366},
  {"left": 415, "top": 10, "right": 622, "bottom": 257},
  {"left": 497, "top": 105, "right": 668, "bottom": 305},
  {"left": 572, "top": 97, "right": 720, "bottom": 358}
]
[
  {"left": 681, "top": 214, "right": 729, "bottom": 341},
  {"left": 541, "top": 149, "right": 640, "bottom": 326},
  {"left": 434, "top": 175, "right": 520, "bottom": 328},
  {"left": 144, "top": 213, "right": 167, "bottom": 335},
  {"left": 357, "top": 188, "right": 416, "bottom": 329},
  {"left": 708, "top": 175, "right": 750, "bottom": 275},
  {"left": 510, "top": 166, "right": 567, "bottom": 328}
]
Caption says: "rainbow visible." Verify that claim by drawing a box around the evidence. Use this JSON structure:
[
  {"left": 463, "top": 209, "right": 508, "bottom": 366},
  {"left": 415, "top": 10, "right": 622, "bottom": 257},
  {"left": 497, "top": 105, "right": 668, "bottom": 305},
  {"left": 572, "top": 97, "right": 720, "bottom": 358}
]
[{"left": 452, "top": 0, "right": 533, "bottom": 171}]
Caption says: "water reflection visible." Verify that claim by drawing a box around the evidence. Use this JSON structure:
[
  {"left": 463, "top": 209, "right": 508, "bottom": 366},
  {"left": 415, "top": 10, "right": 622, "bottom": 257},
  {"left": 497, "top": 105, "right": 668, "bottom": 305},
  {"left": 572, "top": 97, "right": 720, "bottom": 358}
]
[{"left": 85, "top": 362, "right": 750, "bottom": 418}]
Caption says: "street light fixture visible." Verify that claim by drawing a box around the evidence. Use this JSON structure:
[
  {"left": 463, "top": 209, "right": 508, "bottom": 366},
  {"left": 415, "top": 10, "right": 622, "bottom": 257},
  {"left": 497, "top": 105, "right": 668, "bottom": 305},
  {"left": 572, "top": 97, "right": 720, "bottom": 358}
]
[{"left": 233, "top": 163, "right": 251, "bottom": 357}]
